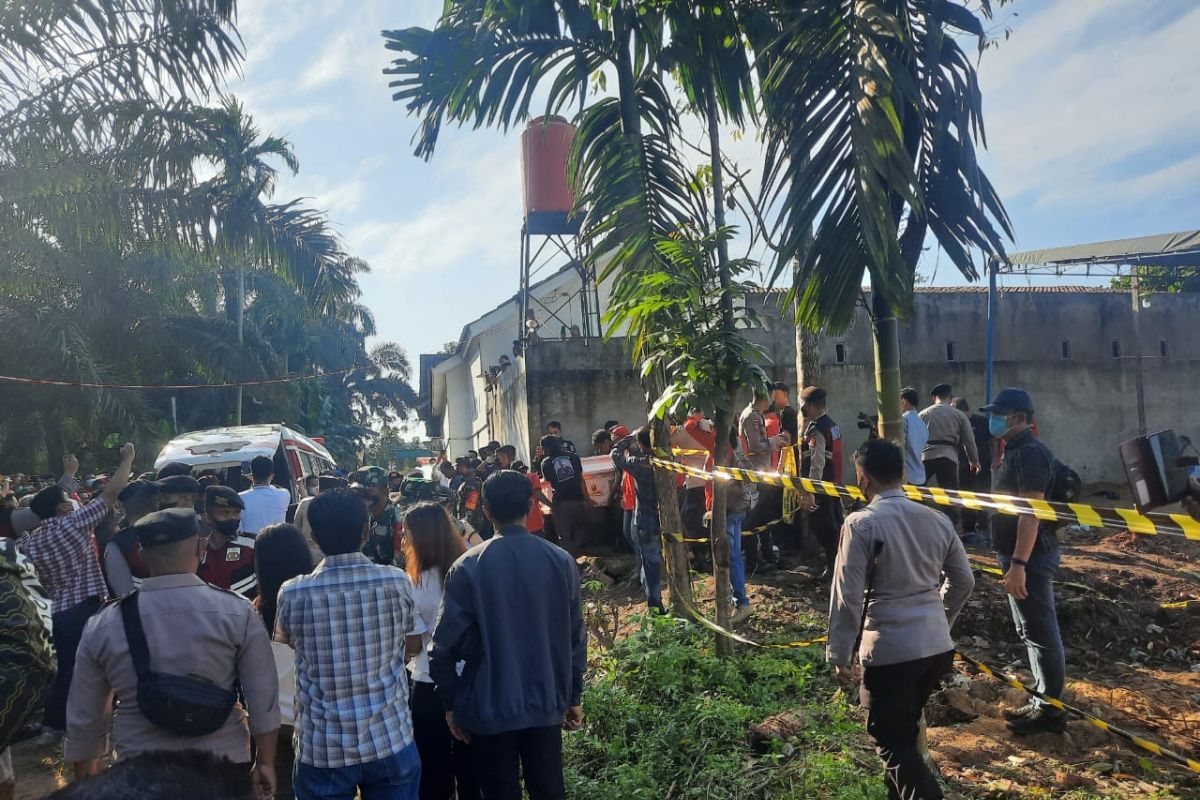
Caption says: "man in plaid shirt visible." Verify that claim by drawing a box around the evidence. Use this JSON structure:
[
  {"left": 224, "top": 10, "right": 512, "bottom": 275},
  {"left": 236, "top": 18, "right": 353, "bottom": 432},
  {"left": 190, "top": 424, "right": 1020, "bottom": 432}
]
[
  {"left": 275, "top": 488, "right": 420, "bottom": 800},
  {"left": 19, "top": 442, "right": 136, "bottom": 733}
]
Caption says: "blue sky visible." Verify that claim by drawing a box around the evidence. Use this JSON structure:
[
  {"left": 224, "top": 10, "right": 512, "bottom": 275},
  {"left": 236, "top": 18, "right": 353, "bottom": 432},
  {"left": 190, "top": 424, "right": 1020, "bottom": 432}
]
[{"left": 231, "top": 0, "right": 1200, "bottom": 361}]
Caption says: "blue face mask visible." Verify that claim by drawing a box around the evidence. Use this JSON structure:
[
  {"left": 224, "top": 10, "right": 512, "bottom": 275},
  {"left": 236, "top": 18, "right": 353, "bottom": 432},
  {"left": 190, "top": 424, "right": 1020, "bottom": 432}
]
[{"left": 988, "top": 413, "right": 1009, "bottom": 439}]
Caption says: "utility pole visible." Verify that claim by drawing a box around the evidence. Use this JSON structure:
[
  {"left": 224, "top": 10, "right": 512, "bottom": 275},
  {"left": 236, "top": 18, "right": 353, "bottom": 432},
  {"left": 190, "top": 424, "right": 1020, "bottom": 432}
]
[
  {"left": 236, "top": 265, "right": 244, "bottom": 426},
  {"left": 1131, "top": 268, "right": 1146, "bottom": 433}
]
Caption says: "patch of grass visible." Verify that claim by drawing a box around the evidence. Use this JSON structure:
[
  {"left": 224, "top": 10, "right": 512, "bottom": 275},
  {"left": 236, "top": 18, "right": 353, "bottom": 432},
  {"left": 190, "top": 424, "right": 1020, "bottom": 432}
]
[{"left": 564, "top": 614, "right": 885, "bottom": 799}]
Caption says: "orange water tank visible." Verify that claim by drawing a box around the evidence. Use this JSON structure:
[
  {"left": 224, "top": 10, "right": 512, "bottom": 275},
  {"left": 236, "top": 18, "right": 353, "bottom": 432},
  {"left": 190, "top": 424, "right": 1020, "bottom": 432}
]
[{"left": 521, "top": 116, "right": 576, "bottom": 215}]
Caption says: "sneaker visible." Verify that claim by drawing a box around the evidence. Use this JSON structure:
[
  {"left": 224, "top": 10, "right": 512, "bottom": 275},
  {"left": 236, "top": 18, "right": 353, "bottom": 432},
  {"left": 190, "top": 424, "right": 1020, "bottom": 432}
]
[
  {"left": 731, "top": 605, "right": 753, "bottom": 625},
  {"left": 1002, "top": 701, "right": 1037, "bottom": 722},
  {"left": 1006, "top": 707, "right": 1067, "bottom": 736}
]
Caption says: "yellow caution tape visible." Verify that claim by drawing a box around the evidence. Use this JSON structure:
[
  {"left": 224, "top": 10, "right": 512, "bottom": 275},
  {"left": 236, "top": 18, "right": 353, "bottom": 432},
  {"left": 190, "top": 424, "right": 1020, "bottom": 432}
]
[
  {"left": 649, "top": 458, "right": 1199, "bottom": 540},
  {"left": 957, "top": 650, "right": 1200, "bottom": 775}
]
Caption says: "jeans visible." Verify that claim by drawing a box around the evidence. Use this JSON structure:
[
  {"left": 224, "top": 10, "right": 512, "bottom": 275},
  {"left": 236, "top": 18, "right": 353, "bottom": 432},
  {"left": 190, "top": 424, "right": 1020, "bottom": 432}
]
[
  {"left": 294, "top": 743, "right": 421, "bottom": 800},
  {"left": 470, "top": 725, "right": 564, "bottom": 800},
  {"left": 46, "top": 596, "right": 102, "bottom": 730},
  {"left": 410, "top": 680, "right": 479, "bottom": 800},
  {"left": 726, "top": 512, "right": 749, "bottom": 607},
  {"left": 997, "top": 546, "right": 1065, "bottom": 710},
  {"left": 861, "top": 650, "right": 955, "bottom": 800},
  {"left": 622, "top": 509, "right": 636, "bottom": 553},
  {"left": 635, "top": 514, "right": 663, "bottom": 611}
]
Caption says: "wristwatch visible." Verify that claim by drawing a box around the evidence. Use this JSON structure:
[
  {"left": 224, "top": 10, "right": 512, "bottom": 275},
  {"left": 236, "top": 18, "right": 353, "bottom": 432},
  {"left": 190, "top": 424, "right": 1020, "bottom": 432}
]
[{"left": 1011, "top": 556, "right": 1028, "bottom": 567}]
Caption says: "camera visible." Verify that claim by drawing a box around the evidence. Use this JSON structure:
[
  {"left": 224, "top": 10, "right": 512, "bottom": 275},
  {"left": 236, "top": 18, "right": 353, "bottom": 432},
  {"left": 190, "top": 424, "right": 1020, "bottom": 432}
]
[{"left": 856, "top": 411, "right": 880, "bottom": 441}]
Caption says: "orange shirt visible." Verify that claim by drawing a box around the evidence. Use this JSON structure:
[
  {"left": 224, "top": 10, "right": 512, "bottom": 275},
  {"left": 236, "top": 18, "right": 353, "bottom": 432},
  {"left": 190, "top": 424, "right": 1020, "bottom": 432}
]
[
  {"left": 526, "top": 473, "right": 546, "bottom": 532},
  {"left": 621, "top": 471, "right": 636, "bottom": 512}
]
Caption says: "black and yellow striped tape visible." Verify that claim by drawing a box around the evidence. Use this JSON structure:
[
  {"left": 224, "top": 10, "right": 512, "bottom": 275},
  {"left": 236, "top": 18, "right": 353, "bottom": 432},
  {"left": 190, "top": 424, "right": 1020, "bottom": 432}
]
[
  {"left": 957, "top": 650, "right": 1200, "bottom": 774},
  {"left": 649, "top": 458, "right": 1200, "bottom": 540}
]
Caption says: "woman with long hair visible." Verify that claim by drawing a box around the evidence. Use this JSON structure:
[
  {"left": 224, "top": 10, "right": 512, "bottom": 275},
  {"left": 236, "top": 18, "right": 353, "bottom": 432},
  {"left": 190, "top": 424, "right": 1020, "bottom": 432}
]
[
  {"left": 253, "top": 523, "right": 313, "bottom": 800},
  {"left": 403, "top": 502, "right": 479, "bottom": 800}
]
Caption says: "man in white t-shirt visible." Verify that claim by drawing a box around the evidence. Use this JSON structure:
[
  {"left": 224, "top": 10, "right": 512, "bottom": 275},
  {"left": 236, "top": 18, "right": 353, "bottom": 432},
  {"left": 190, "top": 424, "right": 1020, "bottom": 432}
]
[{"left": 238, "top": 456, "right": 290, "bottom": 534}]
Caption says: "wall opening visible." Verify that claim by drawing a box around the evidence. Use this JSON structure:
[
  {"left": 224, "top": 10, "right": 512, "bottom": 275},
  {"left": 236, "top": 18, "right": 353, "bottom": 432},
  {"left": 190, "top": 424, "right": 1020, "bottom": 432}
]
[
  {"left": 945, "top": 341, "right": 956, "bottom": 362},
  {"left": 1111, "top": 340, "right": 1122, "bottom": 359},
  {"left": 1160, "top": 339, "right": 1169, "bottom": 358},
  {"left": 1060, "top": 340, "right": 1072, "bottom": 359},
  {"left": 835, "top": 342, "right": 846, "bottom": 364}
]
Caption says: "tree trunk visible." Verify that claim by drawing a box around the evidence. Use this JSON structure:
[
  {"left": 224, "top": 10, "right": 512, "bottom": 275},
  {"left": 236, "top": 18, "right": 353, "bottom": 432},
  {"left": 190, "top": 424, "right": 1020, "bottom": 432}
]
[
  {"left": 872, "top": 291, "right": 904, "bottom": 445},
  {"left": 648, "top": 413, "right": 694, "bottom": 615},
  {"left": 796, "top": 327, "right": 821, "bottom": 389},
  {"left": 706, "top": 95, "right": 734, "bottom": 655},
  {"left": 614, "top": 8, "right": 693, "bottom": 616}
]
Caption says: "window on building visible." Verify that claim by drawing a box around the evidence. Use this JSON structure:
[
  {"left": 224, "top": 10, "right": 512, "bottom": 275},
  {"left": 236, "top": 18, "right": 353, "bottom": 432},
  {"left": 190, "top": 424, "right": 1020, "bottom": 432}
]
[
  {"left": 834, "top": 342, "right": 846, "bottom": 364},
  {"left": 1111, "top": 340, "right": 1122, "bottom": 359},
  {"left": 1061, "top": 340, "right": 1072, "bottom": 359},
  {"left": 1160, "top": 339, "right": 1168, "bottom": 358},
  {"left": 945, "top": 341, "right": 956, "bottom": 362}
]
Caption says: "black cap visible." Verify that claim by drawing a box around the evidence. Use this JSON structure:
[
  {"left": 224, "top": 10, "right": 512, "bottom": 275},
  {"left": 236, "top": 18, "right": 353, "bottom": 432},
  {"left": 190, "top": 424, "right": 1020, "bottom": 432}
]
[
  {"left": 118, "top": 480, "right": 160, "bottom": 504},
  {"left": 134, "top": 508, "right": 200, "bottom": 548},
  {"left": 154, "top": 474, "right": 202, "bottom": 495},
  {"left": 800, "top": 385, "right": 827, "bottom": 404},
  {"left": 204, "top": 485, "right": 245, "bottom": 511},
  {"left": 156, "top": 461, "right": 193, "bottom": 480},
  {"left": 981, "top": 388, "right": 1034, "bottom": 417}
]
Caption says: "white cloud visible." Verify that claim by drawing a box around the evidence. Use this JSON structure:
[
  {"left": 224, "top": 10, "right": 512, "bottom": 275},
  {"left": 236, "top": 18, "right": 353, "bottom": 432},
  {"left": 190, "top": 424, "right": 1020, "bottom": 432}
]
[
  {"left": 978, "top": 1, "right": 1200, "bottom": 209},
  {"left": 347, "top": 141, "right": 520, "bottom": 282}
]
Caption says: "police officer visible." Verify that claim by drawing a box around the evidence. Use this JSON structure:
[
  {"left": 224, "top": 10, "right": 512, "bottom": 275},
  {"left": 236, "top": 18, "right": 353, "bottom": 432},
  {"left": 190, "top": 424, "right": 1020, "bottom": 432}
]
[
  {"left": 198, "top": 486, "right": 257, "bottom": 598},
  {"left": 349, "top": 466, "right": 402, "bottom": 566},
  {"left": 103, "top": 480, "right": 160, "bottom": 597},
  {"left": 66, "top": 508, "right": 280, "bottom": 798},
  {"left": 155, "top": 474, "right": 202, "bottom": 511},
  {"left": 799, "top": 386, "right": 845, "bottom": 580}
]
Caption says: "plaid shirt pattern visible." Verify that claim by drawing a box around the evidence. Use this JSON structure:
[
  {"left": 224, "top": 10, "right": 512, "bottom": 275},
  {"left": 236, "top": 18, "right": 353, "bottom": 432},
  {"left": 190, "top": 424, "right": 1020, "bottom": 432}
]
[
  {"left": 275, "top": 552, "right": 416, "bottom": 769},
  {"left": 19, "top": 497, "right": 109, "bottom": 614}
]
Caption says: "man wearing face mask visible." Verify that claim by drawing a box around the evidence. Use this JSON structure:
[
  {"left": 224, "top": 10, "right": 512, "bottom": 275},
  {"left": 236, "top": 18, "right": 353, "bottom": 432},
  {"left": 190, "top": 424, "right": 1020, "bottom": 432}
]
[
  {"left": 983, "top": 388, "right": 1067, "bottom": 737},
  {"left": 198, "top": 486, "right": 258, "bottom": 598}
]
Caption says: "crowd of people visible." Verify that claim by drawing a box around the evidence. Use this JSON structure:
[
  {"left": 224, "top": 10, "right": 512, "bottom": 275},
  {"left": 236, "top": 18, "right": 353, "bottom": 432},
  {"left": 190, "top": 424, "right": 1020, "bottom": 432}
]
[{"left": 1, "top": 383, "right": 1198, "bottom": 800}]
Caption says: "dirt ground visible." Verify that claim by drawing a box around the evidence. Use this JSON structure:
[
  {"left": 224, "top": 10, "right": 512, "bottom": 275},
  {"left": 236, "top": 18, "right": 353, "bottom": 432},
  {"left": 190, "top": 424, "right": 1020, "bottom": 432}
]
[
  {"left": 11, "top": 514, "right": 1200, "bottom": 799},
  {"left": 580, "top": 516, "right": 1200, "bottom": 799}
]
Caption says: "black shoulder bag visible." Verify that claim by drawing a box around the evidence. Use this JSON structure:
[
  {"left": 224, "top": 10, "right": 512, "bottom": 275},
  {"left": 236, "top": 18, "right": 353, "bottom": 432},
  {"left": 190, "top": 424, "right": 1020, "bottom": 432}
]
[
  {"left": 119, "top": 592, "right": 237, "bottom": 737},
  {"left": 853, "top": 540, "right": 885, "bottom": 665}
]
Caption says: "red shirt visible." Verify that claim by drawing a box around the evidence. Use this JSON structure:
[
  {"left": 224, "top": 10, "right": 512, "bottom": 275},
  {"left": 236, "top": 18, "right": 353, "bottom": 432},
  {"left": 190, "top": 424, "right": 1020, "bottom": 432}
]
[
  {"left": 621, "top": 472, "right": 636, "bottom": 512},
  {"left": 526, "top": 473, "right": 546, "bottom": 533},
  {"left": 198, "top": 533, "right": 257, "bottom": 598}
]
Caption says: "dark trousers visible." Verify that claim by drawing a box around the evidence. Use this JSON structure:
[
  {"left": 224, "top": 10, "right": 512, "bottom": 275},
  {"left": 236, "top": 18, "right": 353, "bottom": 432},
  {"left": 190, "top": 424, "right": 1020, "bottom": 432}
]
[
  {"left": 809, "top": 495, "right": 844, "bottom": 569},
  {"left": 680, "top": 486, "right": 709, "bottom": 564},
  {"left": 410, "top": 681, "right": 479, "bottom": 800},
  {"left": 470, "top": 725, "right": 564, "bottom": 800},
  {"left": 742, "top": 484, "right": 782, "bottom": 565},
  {"left": 922, "top": 457, "right": 960, "bottom": 527},
  {"left": 45, "top": 596, "right": 102, "bottom": 730},
  {"left": 998, "top": 547, "right": 1066, "bottom": 708},
  {"left": 958, "top": 465, "right": 990, "bottom": 534},
  {"left": 275, "top": 726, "right": 296, "bottom": 800},
  {"left": 861, "top": 650, "right": 955, "bottom": 800},
  {"left": 551, "top": 500, "right": 588, "bottom": 557}
]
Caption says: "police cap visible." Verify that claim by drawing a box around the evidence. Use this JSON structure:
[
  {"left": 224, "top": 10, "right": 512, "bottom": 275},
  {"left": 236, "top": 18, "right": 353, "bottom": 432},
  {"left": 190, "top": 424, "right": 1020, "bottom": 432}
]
[
  {"left": 205, "top": 485, "right": 245, "bottom": 511},
  {"left": 134, "top": 507, "right": 200, "bottom": 549},
  {"left": 156, "top": 461, "right": 193, "bottom": 480},
  {"left": 118, "top": 479, "right": 159, "bottom": 504},
  {"left": 154, "top": 474, "right": 202, "bottom": 495}
]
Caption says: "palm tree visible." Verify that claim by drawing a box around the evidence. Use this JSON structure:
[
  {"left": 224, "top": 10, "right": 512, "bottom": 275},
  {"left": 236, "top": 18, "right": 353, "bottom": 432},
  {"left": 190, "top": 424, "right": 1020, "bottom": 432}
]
[
  {"left": 385, "top": 0, "right": 704, "bottom": 614},
  {"left": 749, "top": 0, "right": 1013, "bottom": 438}
]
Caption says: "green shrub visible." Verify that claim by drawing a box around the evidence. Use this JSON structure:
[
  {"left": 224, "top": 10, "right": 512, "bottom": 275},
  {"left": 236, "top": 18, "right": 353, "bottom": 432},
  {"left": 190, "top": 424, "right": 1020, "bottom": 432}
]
[{"left": 564, "top": 615, "right": 884, "bottom": 799}]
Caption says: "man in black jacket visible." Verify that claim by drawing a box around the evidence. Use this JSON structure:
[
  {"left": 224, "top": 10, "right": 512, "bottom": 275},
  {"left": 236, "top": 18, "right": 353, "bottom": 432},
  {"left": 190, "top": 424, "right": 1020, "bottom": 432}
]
[{"left": 430, "top": 471, "right": 586, "bottom": 800}]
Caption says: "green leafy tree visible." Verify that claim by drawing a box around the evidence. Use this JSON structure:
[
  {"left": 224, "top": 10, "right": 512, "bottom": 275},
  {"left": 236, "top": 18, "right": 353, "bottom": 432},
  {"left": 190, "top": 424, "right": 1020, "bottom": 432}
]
[{"left": 750, "top": 0, "right": 1013, "bottom": 439}]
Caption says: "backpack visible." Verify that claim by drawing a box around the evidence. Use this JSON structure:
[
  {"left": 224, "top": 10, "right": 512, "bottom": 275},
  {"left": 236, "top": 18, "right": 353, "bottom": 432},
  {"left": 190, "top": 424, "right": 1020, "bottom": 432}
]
[
  {"left": 1042, "top": 446, "right": 1081, "bottom": 530},
  {"left": 0, "top": 539, "right": 56, "bottom": 749}
]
